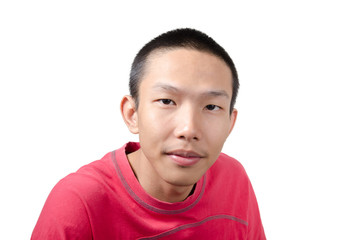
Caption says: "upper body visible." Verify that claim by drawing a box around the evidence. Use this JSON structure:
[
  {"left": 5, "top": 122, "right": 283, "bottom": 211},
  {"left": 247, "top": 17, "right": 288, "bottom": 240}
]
[
  {"left": 32, "top": 28, "right": 266, "bottom": 239},
  {"left": 32, "top": 142, "right": 265, "bottom": 239}
]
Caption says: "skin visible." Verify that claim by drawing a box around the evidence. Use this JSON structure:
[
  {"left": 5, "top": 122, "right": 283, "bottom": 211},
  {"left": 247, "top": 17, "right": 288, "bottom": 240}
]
[{"left": 121, "top": 48, "right": 237, "bottom": 203}]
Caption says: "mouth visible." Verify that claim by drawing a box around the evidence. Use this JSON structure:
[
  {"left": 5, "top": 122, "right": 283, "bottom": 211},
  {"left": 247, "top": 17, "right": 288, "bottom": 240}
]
[{"left": 165, "top": 150, "right": 204, "bottom": 167}]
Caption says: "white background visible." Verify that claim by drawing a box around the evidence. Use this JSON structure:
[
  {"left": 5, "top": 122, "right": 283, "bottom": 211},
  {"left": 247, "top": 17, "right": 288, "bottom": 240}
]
[{"left": 1, "top": 1, "right": 361, "bottom": 239}]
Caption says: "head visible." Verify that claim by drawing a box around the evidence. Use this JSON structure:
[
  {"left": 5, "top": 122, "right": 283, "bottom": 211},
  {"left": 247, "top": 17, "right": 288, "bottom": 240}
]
[
  {"left": 121, "top": 29, "right": 239, "bottom": 195},
  {"left": 129, "top": 28, "right": 239, "bottom": 115}
]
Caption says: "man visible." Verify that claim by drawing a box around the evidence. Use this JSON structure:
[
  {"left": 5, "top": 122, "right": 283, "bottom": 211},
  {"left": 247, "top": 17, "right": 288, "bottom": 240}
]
[{"left": 32, "top": 28, "right": 266, "bottom": 239}]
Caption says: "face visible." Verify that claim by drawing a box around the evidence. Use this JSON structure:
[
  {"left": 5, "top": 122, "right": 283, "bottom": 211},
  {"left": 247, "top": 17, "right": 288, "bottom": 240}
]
[{"left": 129, "top": 48, "right": 237, "bottom": 187}]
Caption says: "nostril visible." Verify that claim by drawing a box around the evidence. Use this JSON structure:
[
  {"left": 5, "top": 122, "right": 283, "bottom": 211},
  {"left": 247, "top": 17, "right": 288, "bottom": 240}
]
[
  {"left": 178, "top": 135, "right": 199, "bottom": 141},
  {"left": 177, "top": 134, "right": 198, "bottom": 141}
]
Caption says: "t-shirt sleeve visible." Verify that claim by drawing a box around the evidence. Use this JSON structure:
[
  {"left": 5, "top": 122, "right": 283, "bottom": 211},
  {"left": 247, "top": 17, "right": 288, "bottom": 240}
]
[
  {"left": 247, "top": 181, "right": 266, "bottom": 240},
  {"left": 31, "top": 175, "right": 93, "bottom": 240}
]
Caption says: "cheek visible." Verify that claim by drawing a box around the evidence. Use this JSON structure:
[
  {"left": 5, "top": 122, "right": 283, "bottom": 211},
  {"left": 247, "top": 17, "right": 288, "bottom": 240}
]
[
  {"left": 203, "top": 119, "right": 231, "bottom": 148},
  {"left": 138, "top": 108, "right": 171, "bottom": 140},
  {"left": 204, "top": 117, "right": 231, "bottom": 137}
]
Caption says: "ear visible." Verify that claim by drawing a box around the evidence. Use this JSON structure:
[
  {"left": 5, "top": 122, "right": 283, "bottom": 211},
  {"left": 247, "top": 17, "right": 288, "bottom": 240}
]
[
  {"left": 228, "top": 108, "right": 238, "bottom": 135},
  {"left": 120, "top": 95, "right": 139, "bottom": 134}
]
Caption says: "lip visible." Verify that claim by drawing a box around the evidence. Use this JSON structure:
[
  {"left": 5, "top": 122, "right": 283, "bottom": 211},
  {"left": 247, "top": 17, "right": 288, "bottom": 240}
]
[{"left": 166, "top": 150, "right": 204, "bottom": 167}]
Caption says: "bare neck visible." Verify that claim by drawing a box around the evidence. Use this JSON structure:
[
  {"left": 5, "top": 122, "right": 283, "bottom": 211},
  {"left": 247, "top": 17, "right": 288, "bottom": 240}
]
[{"left": 127, "top": 149, "right": 194, "bottom": 203}]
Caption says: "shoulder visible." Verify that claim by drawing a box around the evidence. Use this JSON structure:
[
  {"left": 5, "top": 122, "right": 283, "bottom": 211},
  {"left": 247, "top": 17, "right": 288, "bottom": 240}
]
[
  {"left": 206, "top": 152, "right": 251, "bottom": 196},
  {"left": 42, "top": 150, "right": 116, "bottom": 212},
  {"left": 210, "top": 152, "right": 248, "bottom": 180},
  {"left": 31, "top": 151, "right": 116, "bottom": 239},
  {"left": 60, "top": 151, "right": 117, "bottom": 201}
]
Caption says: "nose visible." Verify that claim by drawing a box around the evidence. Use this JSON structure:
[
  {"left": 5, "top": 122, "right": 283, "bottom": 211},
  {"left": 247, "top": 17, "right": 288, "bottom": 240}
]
[{"left": 174, "top": 105, "right": 201, "bottom": 141}]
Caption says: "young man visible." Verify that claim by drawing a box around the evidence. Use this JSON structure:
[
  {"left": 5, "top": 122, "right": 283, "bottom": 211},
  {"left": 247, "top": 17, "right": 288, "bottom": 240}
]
[{"left": 32, "top": 28, "right": 266, "bottom": 239}]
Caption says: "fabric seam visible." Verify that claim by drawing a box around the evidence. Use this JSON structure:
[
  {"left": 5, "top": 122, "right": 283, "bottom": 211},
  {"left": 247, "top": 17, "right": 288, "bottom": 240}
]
[{"left": 139, "top": 214, "right": 248, "bottom": 239}]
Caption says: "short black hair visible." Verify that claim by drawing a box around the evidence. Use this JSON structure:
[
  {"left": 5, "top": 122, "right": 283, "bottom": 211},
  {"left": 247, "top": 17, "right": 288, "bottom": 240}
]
[{"left": 129, "top": 28, "right": 239, "bottom": 114}]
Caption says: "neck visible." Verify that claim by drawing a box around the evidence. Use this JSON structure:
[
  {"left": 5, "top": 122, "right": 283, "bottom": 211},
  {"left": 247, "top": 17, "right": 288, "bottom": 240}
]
[
  {"left": 127, "top": 149, "right": 195, "bottom": 203},
  {"left": 146, "top": 182, "right": 194, "bottom": 203}
]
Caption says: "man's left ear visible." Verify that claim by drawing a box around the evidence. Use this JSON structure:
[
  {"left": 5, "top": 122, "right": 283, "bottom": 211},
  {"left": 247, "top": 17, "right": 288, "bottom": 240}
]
[
  {"left": 120, "top": 95, "right": 139, "bottom": 134},
  {"left": 228, "top": 108, "right": 238, "bottom": 135}
]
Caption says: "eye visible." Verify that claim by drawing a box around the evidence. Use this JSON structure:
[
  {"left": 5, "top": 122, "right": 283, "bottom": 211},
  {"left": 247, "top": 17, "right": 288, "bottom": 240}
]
[
  {"left": 158, "top": 99, "right": 175, "bottom": 105},
  {"left": 205, "top": 104, "right": 221, "bottom": 111}
]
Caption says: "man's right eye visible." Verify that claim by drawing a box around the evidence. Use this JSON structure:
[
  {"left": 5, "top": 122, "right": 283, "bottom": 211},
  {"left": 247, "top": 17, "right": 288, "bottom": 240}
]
[{"left": 158, "top": 99, "right": 175, "bottom": 105}]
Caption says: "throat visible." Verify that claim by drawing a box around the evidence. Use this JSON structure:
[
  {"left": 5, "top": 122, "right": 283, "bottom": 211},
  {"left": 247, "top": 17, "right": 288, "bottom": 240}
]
[
  {"left": 126, "top": 149, "right": 197, "bottom": 203},
  {"left": 186, "top": 183, "right": 196, "bottom": 199},
  {"left": 153, "top": 183, "right": 196, "bottom": 203}
]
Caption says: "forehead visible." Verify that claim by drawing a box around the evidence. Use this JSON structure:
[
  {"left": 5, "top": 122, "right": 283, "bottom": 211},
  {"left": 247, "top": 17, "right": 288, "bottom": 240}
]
[{"left": 140, "top": 48, "right": 233, "bottom": 96}]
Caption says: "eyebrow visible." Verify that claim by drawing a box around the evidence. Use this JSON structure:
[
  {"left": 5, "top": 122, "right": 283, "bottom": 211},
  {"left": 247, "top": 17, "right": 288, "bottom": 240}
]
[{"left": 152, "top": 83, "right": 230, "bottom": 99}]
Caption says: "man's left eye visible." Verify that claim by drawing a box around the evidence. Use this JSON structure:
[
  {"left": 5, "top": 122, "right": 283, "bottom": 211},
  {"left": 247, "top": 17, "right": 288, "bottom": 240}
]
[{"left": 205, "top": 105, "right": 220, "bottom": 111}]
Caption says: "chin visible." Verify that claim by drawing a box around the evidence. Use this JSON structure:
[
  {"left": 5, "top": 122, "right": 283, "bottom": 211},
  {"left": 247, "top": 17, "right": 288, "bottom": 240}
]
[{"left": 163, "top": 171, "right": 202, "bottom": 187}]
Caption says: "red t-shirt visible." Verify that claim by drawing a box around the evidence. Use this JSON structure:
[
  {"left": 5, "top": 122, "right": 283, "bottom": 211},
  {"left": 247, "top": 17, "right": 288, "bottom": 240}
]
[{"left": 32, "top": 142, "right": 266, "bottom": 239}]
